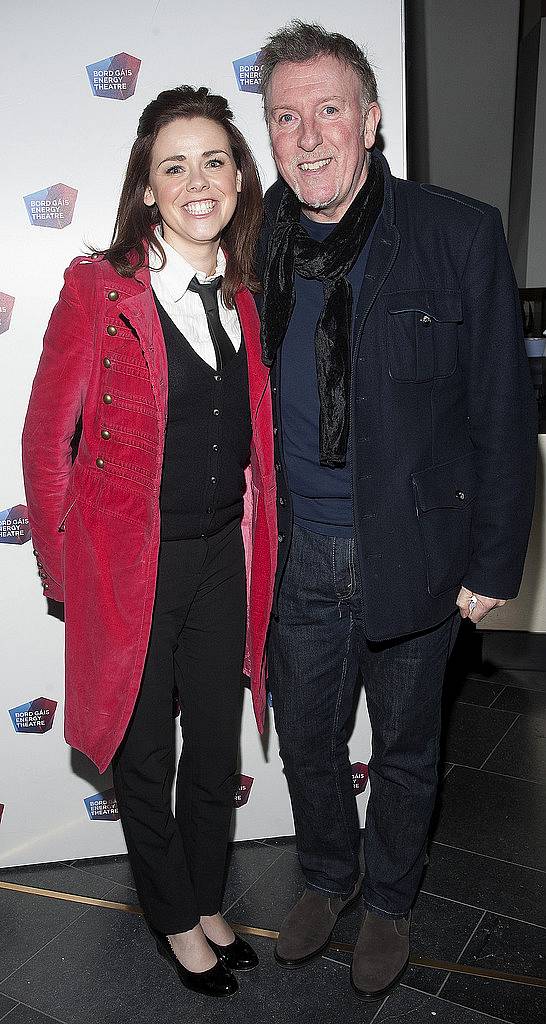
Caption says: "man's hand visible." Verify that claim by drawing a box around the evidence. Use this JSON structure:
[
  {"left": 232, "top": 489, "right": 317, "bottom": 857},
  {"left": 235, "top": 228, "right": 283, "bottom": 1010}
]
[{"left": 456, "top": 586, "right": 506, "bottom": 623}]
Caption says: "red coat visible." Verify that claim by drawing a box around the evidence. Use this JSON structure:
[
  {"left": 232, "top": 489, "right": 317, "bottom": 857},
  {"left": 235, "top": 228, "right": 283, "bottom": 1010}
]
[{"left": 22, "top": 254, "right": 277, "bottom": 773}]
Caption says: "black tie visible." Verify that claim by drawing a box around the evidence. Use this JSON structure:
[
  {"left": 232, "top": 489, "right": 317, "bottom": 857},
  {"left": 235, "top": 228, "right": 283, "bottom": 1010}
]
[{"left": 187, "top": 276, "right": 235, "bottom": 371}]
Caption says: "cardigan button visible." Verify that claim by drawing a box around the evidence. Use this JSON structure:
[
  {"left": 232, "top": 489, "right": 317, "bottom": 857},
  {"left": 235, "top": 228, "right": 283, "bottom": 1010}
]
[
  {"left": 103, "top": 393, "right": 112, "bottom": 404},
  {"left": 214, "top": 374, "right": 222, "bottom": 382},
  {"left": 43, "top": 583, "right": 49, "bottom": 591},
  {"left": 101, "top": 428, "right": 111, "bottom": 440},
  {"left": 103, "top": 357, "right": 111, "bottom": 368},
  {"left": 96, "top": 457, "right": 105, "bottom": 469},
  {"left": 107, "top": 290, "right": 119, "bottom": 301},
  {"left": 107, "top": 325, "right": 118, "bottom": 336},
  {"left": 278, "top": 496, "right": 285, "bottom": 506},
  {"left": 213, "top": 408, "right": 220, "bottom": 416},
  {"left": 278, "top": 533, "right": 284, "bottom": 543}
]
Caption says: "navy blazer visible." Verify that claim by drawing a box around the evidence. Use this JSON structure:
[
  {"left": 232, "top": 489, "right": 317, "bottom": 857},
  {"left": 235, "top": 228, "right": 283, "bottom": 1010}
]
[{"left": 258, "top": 150, "right": 538, "bottom": 641}]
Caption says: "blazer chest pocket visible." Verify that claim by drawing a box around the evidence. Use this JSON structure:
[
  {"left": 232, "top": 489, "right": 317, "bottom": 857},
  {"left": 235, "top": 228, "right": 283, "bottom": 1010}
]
[
  {"left": 386, "top": 290, "right": 462, "bottom": 382},
  {"left": 412, "top": 451, "right": 477, "bottom": 596}
]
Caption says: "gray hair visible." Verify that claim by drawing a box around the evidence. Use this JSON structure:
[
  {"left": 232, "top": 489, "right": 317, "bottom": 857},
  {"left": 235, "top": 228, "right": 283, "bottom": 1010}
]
[{"left": 260, "top": 20, "right": 378, "bottom": 120}]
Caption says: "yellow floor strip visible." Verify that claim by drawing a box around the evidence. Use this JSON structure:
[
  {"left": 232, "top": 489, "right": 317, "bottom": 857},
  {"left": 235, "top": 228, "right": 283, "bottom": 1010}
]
[{"left": 1, "top": 881, "right": 544, "bottom": 989}]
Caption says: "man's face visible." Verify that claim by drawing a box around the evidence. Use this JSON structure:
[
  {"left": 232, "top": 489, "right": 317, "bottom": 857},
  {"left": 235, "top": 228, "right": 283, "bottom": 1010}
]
[{"left": 267, "top": 54, "right": 380, "bottom": 222}]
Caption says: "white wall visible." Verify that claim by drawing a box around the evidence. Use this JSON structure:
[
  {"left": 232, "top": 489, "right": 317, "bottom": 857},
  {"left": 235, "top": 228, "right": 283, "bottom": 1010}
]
[{"left": 0, "top": 0, "right": 406, "bottom": 867}]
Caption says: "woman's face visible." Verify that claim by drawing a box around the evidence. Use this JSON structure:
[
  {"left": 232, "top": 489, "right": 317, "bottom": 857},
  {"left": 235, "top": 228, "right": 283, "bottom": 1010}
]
[{"left": 144, "top": 116, "right": 242, "bottom": 259}]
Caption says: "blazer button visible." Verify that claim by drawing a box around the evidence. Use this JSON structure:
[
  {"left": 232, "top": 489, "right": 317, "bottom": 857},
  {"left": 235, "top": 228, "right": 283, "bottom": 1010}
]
[
  {"left": 101, "top": 428, "right": 111, "bottom": 440},
  {"left": 107, "top": 325, "right": 118, "bottom": 336},
  {"left": 213, "top": 408, "right": 220, "bottom": 416},
  {"left": 107, "top": 290, "right": 119, "bottom": 301},
  {"left": 419, "top": 314, "right": 432, "bottom": 324},
  {"left": 456, "top": 491, "right": 465, "bottom": 500},
  {"left": 103, "top": 393, "right": 112, "bottom": 404},
  {"left": 103, "top": 357, "right": 111, "bottom": 368},
  {"left": 96, "top": 457, "right": 105, "bottom": 469}
]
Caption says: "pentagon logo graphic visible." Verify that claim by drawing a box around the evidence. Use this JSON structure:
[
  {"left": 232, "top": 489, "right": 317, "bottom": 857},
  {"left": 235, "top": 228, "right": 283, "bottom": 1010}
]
[
  {"left": 24, "top": 184, "right": 77, "bottom": 229},
  {"left": 351, "top": 762, "right": 369, "bottom": 796},
  {"left": 232, "top": 51, "right": 263, "bottom": 93},
  {"left": 0, "top": 294, "right": 15, "bottom": 335},
  {"left": 9, "top": 697, "right": 58, "bottom": 734},
  {"left": 0, "top": 505, "right": 31, "bottom": 545},
  {"left": 234, "top": 774, "right": 254, "bottom": 808},
  {"left": 84, "top": 787, "right": 120, "bottom": 821},
  {"left": 86, "top": 53, "right": 141, "bottom": 99}
]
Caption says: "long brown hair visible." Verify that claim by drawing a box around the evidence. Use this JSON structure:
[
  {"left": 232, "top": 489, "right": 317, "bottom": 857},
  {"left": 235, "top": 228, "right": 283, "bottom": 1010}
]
[{"left": 94, "top": 86, "right": 262, "bottom": 307}]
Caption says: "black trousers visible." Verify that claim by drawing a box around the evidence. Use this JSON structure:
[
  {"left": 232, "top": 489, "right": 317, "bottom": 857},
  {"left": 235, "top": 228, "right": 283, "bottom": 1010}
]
[{"left": 112, "top": 520, "right": 246, "bottom": 934}]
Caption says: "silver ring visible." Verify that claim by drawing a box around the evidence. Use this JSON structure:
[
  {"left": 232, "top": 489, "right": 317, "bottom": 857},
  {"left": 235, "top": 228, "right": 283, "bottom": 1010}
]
[{"left": 468, "top": 595, "right": 478, "bottom": 613}]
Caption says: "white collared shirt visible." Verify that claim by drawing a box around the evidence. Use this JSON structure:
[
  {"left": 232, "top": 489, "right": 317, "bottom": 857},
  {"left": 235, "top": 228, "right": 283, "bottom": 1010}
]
[{"left": 148, "top": 228, "right": 242, "bottom": 370}]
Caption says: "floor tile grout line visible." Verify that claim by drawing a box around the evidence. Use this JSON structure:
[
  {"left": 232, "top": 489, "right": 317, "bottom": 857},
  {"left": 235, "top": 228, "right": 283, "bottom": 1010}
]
[
  {"left": 487, "top": 685, "right": 507, "bottom": 708},
  {"left": 454, "top": 697, "right": 514, "bottom": 713},
  {"left": 400, "top": 982, "right": 516, "bottom": 1023},
  {"left": 432, "top": 840, "right": 546, "bottom": 874},
  {"left": 479, "top": 714, "right": 520, "bottom": 770},
  {"left": 222, "top": 847, "right": 288, "bottom": 915},
  {"left": 436, "top": 909, "right": 486, "bottom": 998},
  {"left": 1, "top": 998, "right": 69, "bottom": 1024},
  {"left": 419, "top": 887, "right": 546, "bottom": 930},
  {"left": 0, "top": 1002, "right": 18, "bottom": 1024},
  {"left": 367, "top": 993, "right": 391, "bottom": 1023},
  {"left": 444, "top": 762, "right": 544, "bottom": 786},
  {"left": 0, "top": 904, "right": 93, "bottom": 989}
]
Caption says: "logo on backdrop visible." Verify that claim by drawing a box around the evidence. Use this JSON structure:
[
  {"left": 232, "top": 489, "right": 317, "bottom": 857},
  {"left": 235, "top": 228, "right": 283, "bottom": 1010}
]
[
  {"left": 86, "top": 53, "right": 141, "bottom": 99},
  {"left": 84, "top": 787, "right": 120, "bottom": 821},
  {"left": 0, "top": 293, "right": 15, "bottom": 335},
  {"left": 0, "top": 804, "right": 4, "bottom": 824},
  {"left": 234, "top": 774, "right": 254, "bottom": 808},
  {"left": 24, "top": 184, "right": 78, "bottom": 230},
  {"left": 232, "top": 51, "right": 264, "bottom": 93},
  {"left": 9, "top": 697, "right": 58, "bottom": 734},
  {"left": 351, "top": 762, "right": 369, "bottom": 796},
  {"left": 0, "top": 505, "right": 31, "bottom": 545}
]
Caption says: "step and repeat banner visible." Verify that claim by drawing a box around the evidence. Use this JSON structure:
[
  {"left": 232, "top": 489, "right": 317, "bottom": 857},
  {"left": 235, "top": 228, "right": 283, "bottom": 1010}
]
[{"left": 0, "top": 0, "right": 405, "bottom": 867}]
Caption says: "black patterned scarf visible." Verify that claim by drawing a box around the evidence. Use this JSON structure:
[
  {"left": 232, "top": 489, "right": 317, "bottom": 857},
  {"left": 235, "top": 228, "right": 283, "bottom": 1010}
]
[{"left": 261, "top": 155, "right": 383, "bottom": 467}]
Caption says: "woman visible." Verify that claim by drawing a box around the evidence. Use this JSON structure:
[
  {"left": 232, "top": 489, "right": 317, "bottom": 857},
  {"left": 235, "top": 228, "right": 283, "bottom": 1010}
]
[{"left": 22, "top": 86, "right": 277, "bottom": 998}]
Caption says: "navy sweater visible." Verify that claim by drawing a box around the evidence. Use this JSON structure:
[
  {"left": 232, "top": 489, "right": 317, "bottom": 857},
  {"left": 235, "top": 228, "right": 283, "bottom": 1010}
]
[{"left": 280, "top": 212, "right": 378, "bottom": 536}]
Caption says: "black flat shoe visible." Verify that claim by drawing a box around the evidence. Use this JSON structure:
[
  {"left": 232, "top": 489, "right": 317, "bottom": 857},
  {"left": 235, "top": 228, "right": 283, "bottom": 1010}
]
[
  {"left": 207, "top": 933, "right": 259, "bottom": 971},
  {"left": 154, "top": 931, "right": 238, "bottom": 997}
]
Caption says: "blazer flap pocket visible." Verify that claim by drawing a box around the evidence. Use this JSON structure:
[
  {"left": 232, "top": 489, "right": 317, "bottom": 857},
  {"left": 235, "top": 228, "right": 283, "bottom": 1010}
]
[
  {"left": 412, "top": 453, "right": 477, "bottom": 512},
  {"left": 387, "top": 290, "right": 462, "bottom": 323}
]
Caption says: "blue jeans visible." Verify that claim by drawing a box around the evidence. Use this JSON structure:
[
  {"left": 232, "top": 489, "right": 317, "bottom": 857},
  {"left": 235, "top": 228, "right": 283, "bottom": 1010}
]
[{"left": 268, "top": 524, "right": 460, "bottom": 918}]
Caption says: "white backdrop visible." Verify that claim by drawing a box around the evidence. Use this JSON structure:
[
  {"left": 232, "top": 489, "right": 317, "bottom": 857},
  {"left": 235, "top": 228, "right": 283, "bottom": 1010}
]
[{"left": 0, "top": 0, "right": 406, "bottom": 867}]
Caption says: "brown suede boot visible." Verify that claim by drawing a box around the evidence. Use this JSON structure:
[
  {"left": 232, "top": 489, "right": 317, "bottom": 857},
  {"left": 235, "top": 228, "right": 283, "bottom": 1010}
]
[
  {"left": 350, "top": 909, "right": 410, "bottom": 998},
  {"left": 275, "top": 875, "right": 363, "bottom": 967}
]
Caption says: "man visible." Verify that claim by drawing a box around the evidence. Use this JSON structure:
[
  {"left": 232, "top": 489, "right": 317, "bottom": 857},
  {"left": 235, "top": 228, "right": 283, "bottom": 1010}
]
[{"left": 257, "top": 20, "right": 537, "bottom": 1000}]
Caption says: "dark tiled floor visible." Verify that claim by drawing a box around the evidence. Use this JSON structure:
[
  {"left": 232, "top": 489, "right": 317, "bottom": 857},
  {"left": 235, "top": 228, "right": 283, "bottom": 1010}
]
[{"left": 0, "top": 629, "right": 544, "bottom": 1024}]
